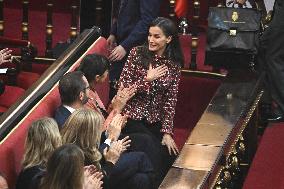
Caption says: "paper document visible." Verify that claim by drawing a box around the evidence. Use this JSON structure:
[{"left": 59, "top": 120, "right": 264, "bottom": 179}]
[{"left": 0, "top": 68, "right": 8, "bottom": 74}]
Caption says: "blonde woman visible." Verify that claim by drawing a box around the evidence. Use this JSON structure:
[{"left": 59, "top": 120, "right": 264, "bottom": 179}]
[
  {"left": 16, "top": 117, "right": 62, "bottom": 189},
  {"left": 62, "top": 108, "right": 154, "bottom": 189}
]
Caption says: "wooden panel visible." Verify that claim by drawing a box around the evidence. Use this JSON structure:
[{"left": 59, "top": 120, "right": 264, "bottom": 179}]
[
  {"left": 159, "top": 167, "right": 208, "bottom": 189},
  {"left": 186, "top": 122, "right": 232, "bottom": 146},
  {"left": 173, "top": 144, "right": 221, "bottom": 171}
]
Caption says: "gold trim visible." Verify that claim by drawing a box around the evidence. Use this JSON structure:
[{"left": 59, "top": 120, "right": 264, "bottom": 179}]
[
  {"left": 181, "top": 69, "right": 226, "bottom": 78},
  {"left": 0, "top": 37, "right": 103, "bottom": 144},
  {"left": 210, "top": 90, "right": 263, "bottom": 188},
  {"left": 12, "top": 56, "right": 56, "bottom": 62}
]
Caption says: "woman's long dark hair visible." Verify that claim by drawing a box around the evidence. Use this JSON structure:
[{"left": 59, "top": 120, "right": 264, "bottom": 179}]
[
  {"left": 139, "top": 17, "right": 184, "bottom": 68},
  {"left": 40, "top": 144, "right": 85, "bottom": 189}
]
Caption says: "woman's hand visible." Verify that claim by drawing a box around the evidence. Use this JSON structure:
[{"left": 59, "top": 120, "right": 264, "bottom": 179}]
[
  {"left": 119, "top": 136, "right": 131, "bottom": 152},
  {"left": 109, "top": 45, "right": 127, "bottom": 61},
  {"left": 107, "top": 114, "right": 126, "bottom": 141},
  {"left": 161, "top": 134, "right": 179, "bottom": 156},
  {"left": 111, "top": 84, "right": 137, "bottom": 112},
  {"left": 0, "top": 48, "right": 12, "bottom": 65},
  {"left": 107, "top": 34, "right": 116, "bottom": 48},
  {"left": 145, "top": 64, "right": 168, "bottom": 82},
  {"left": 235, "top": 0, "right": 246, "bottom": 4},
  {"left": 83, "top": 166, "right": 103, "bottom": 189},
  {"left": 103, "top": 136, "right": 131, "bottom": 164}
]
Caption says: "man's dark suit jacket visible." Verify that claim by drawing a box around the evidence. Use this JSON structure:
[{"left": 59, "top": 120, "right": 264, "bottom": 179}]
[
  {"left": 54, "top": 105, "right": 71, "bottom": 129},
  {"left": 54, "top": 105, "right": 108, "bottom": 147}
]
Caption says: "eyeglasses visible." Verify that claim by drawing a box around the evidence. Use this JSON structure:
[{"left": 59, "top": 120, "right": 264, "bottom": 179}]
[{"left": 83, "top": 86, "right": 90, "bottom": 91}]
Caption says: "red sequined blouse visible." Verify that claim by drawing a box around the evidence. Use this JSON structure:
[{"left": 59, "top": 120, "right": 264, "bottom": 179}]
[{"left": 119, "top": 47, "right": 181, "bottom": 135}]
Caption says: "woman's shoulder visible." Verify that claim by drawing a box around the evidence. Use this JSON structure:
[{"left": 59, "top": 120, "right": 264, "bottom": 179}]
[
  {"left": 19, "top": 165, "right": 45, "bottom": 178},
  {"left": 16, "top": 165, "right": 45, "bottom": 189}
]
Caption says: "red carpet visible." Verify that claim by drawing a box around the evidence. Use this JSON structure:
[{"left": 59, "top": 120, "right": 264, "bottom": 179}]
[{"left": 243, "top": 123, "right": 284, "bottom": 189}]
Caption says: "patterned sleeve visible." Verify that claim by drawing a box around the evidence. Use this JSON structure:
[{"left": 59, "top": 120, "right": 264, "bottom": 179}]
[
  {"left": 160, "top": 66, "right": 181, "bottom": 135},
  {"left": 119, "top": 48, "right": 152, "bottom": 93}
]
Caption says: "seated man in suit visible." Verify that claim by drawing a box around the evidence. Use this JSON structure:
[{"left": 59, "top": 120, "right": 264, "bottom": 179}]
[
  {"left": 54, "top": 71, "right": 90, "bottom": 128},
  {"left": 54, "top": 71, "right": 125, "bottom": 143}
]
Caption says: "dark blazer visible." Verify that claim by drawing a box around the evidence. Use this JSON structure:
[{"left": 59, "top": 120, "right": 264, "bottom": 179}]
[
  {"left": 54, "top": 105, "right": 71, "bottom": 129},
  {"left": 271, "top": 0, "right": 284, "bottom": 26},
  {"left": 110, "top": 0, "right": 161, "bottom": 52}
]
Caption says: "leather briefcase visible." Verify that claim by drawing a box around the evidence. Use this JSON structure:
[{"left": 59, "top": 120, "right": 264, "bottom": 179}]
[{"left": 205, "top": 7, "right": 261, "bottom": 68}]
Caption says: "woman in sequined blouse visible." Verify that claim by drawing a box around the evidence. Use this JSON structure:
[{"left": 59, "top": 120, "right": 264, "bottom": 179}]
[{"left": 119, "top": 17, "right": 183, "bottom": 182}]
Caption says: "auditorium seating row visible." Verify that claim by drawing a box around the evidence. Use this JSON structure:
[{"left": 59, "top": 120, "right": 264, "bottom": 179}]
[
  {"left": 0, "top": 0, "right": 78, "bottom": 112},
  {"left": 243, "top": 122, "right": 284, "bottom": 189},
  {"left": 0, "top": 28, "right": 222, "bottom": 188}
]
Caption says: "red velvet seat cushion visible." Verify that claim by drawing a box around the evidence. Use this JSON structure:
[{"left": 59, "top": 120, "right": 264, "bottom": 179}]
[
  {"left": 31, "top": 63, "right": 50, "bottom": 75},
  {"left": 17, "top": 71, "right": 40, "bottom": 90},
  {"left": 243, "top": 123, "right": 284, "bottom": 189},
  {"left": 0, "top": 85, "right": 25, "bottom": 108},
  {"left": 0, "top": 106, "right": 8, "bottom": 112}
]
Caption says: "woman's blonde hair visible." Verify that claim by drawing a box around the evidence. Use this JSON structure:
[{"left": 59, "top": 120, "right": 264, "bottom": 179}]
[
  {"left": 61, "top": 108, "right": 104, "bottom": 168},
  {"left": 22, "top": 117, "right": 62, "bottom": 169}
]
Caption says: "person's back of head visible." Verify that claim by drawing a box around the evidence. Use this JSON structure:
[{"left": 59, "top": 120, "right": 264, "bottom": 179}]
[
  {"left": 40, "top": 144, "right": 84, "bottom": 189},
  {"left": 22, "top": 117, "right": 62, "bottom": 169},
  {"left": 0, "top": 172, "right": 8, "bottom": 189},
  {"left": 77, "top": 54, "right": 110, "bottom": 84},
  {"left": 58, "top": 71, "right": 88, "bottom": 106},
  {"left": 61, "top": 108, "right": 103, "bottom": 167}
]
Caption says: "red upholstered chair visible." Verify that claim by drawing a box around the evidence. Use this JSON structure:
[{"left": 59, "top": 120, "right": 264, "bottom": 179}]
[
  {"left": 0, "top": 85, "right": 25, "bottom": 109},
  {"left": 3, "top": 0, "right": 75, "bottom": 57},
  {"left": 179, "top": 33, "right": 214, "bottom": 72},
  {"left": 16, "top": 71, "right": 41, "bottom": 90}
]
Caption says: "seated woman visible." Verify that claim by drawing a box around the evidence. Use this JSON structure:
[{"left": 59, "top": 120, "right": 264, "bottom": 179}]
[
  {"left": 61, "top": 108, "right": 154, "bottom": 189},
  {"left": 118, "top": 17, "right": 184, "bottom": 182},
  {"left": 40, "top": 144, "right": 103, "bottom": 189},
  {"left": 16, "top": 117, "right": 62, "bottom": 189},
  {"left": 77, "top": 53, "right": 136, "bottom": 132}
]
